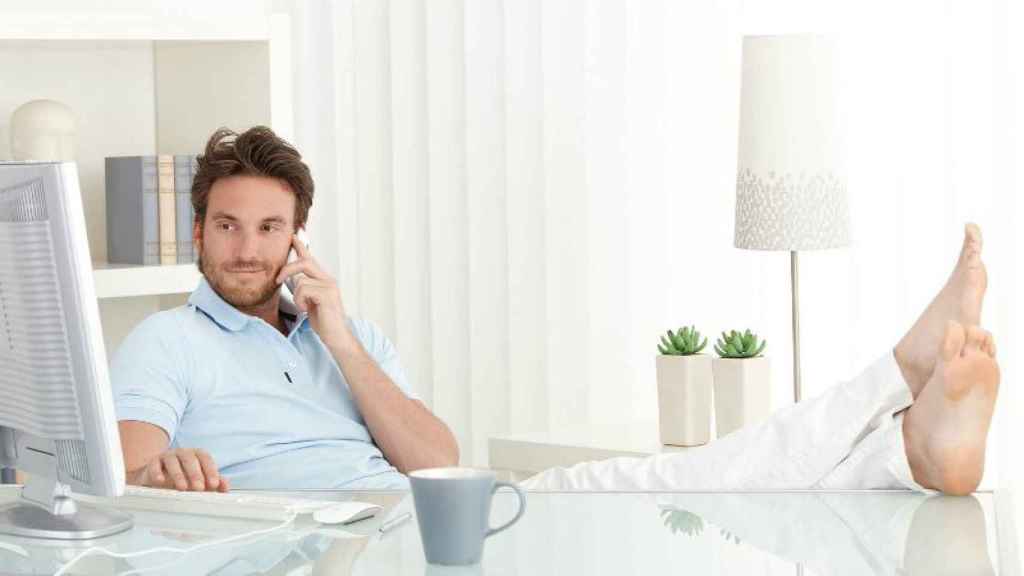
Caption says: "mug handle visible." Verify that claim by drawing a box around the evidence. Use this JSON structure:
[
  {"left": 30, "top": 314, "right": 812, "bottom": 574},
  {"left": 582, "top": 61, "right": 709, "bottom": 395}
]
[{"left": 485, "top": 481, "right": 527, "bottom": 538}]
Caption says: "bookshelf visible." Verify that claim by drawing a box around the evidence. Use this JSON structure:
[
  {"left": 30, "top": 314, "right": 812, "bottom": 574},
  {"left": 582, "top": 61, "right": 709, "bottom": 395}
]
[
  {"left": 0, "top": 4, "right": 292, "bottom": 356},
  {"left": 92, "top": 262, "right": 203, "bottom": 299}
]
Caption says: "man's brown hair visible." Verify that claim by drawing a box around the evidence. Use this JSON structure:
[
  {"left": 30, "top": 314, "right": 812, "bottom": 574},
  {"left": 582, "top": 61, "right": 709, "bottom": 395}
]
[{"left": 192, "top": 126, "right": 314, "bottom": 230}]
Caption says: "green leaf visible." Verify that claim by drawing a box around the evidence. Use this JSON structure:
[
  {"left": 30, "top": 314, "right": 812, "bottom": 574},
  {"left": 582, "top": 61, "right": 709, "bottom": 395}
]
[
  {"left": 729, "top": 334, "right": 743, "bottom": 350},
  {"left": 695, "top": 337, "right": 707, "bottom": 354},
  {"left": 669, "top": 331, "right": 686, "bottom": 351},
  {"left": 753, "top": 340, "right": 767, "bottom": 357}
]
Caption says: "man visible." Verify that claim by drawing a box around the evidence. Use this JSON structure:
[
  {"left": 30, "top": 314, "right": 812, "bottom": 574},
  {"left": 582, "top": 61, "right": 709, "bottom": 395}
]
[
  {"left": 112, "top": 126, "right": 458, "bottom": 491},
  {"left": 522, "top": 224, "right": 999, "bottom": 495}
]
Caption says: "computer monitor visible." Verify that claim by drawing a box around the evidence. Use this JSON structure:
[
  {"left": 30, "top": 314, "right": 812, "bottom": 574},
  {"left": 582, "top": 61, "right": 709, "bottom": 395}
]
[{"left": 0, "top": 161, "right": 132, "bottom": 539}]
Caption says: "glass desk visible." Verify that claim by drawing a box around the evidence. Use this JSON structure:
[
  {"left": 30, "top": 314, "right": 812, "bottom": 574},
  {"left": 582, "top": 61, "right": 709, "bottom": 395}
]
[{"left": 0, "top": 486, "right": 1016, "bottom": 575}]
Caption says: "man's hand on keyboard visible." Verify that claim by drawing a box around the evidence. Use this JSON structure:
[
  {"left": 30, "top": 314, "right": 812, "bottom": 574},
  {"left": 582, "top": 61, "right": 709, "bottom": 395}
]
[{"left": 128, "top": 448, "right": 229, "bottom": 492}]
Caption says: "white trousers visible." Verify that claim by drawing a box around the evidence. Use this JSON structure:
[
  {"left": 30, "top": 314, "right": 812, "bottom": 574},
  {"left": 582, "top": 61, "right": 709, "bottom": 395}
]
[{"left": 521, "top": 353, "right": 931, "bottom": 492}]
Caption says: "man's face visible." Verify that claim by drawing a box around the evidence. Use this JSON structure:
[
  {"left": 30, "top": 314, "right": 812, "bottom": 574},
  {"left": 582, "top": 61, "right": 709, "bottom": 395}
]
[{"left": 195, "top": 175, "right": 296, "bottom": 309}]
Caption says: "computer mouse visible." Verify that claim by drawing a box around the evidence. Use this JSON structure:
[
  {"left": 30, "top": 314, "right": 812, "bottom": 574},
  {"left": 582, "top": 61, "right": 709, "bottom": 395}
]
[{"left": 312, "top": 501, "right": 382, "bottom": 525}]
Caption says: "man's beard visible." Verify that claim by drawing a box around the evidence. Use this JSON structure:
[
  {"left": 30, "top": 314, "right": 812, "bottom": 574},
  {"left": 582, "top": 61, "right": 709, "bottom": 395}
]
[{"left": 199, "top": 244, "right": 283, "bottom": 309}]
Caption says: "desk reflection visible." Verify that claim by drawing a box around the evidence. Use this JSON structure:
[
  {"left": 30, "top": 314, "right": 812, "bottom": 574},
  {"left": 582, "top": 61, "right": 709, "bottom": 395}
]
[
  {"left": 656, "top": 492, "right": 995, "bottom": 575},
  {"left": 0, "top": 490, "right": 1003, "bottom": 575}
]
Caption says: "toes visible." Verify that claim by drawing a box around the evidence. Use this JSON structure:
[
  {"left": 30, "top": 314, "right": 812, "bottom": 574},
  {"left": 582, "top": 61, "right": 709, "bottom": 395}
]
[
  {"left": 983, "top": 333, "right": 997, "bottom": 358},
  {"left": 941, "top": 321, "right": 967, "bottom": 361},
  {"left": 964, "top": 326, "right": 988, "bottom": 355},
  {"left": 963, "top": 223, "right": 983, "bottom": 254},
  {"left": 959, "top": 224, "right": 984, "bottom": 269}
]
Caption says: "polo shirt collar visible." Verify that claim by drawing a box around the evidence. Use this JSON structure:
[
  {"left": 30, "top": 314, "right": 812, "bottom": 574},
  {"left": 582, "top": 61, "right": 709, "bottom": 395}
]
[{"left": 188, "top": 277, "right": 310, "bottom": 333}]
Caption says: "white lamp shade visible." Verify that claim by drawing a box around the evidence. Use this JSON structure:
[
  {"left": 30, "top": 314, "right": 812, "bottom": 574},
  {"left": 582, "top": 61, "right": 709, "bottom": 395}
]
[{"left": 734, "top": 35, "right": 850, "bottom": 251}]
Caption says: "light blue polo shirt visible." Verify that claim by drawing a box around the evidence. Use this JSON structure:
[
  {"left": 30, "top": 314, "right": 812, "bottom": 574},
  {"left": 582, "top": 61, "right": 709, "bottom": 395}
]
[{"left": 110, "top": 277, "right": 416, "bottom": 490}]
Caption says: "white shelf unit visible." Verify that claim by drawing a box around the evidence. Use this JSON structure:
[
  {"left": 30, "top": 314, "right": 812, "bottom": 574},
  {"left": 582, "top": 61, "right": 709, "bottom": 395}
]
[
  {"left": 0, "top": 5, "right": 292, "bottom": 357},
  {"left": 92, "top": 263, "right": 203, "bottom": 300}
]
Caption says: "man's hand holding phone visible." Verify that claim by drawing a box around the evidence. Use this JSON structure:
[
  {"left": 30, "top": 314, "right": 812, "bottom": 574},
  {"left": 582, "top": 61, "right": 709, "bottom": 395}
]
[
  {"left": 128, "top": 447, "right": 229, "bottom": 492},
  {"left": 276, "top": 232, "right": 354, "bottom": 350}
]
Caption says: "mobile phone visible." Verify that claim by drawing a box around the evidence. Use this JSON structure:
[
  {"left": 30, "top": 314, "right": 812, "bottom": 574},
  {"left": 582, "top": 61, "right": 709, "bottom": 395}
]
[{"left": 284, "top": 228, "right": 310, "bottom": 293}]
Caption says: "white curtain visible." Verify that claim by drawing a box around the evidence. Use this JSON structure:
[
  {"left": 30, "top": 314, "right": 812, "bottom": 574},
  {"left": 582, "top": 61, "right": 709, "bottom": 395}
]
[{"left": 280, "top": 0, "right": 1021, "bottom": 489}]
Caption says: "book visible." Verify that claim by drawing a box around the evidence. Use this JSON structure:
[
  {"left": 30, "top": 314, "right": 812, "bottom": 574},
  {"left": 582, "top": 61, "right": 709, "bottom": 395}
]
[
  {"left": 105, "top": 156, "right": 159, "bottom": 266},
  {"left": 174, "top": 155, "right": 195, "bottom": 264},
  {"left": 190, "top": 156, "right": 199, "bottom": 262},
  {"left": 157, "top": 155, "right": 177, "bottom": 265}
]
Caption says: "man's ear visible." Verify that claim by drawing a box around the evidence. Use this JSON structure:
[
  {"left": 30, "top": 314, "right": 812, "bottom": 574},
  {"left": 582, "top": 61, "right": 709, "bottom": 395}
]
[{"left": 192, "top": 220, "right": 202, "bottom": 256}]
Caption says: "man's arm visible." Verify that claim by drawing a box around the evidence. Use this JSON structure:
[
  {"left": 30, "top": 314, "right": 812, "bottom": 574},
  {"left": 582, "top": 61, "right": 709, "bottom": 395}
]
[
  {"left": 324, "top": 336, "right": 459, "bottom": 473},
  {"left": 119, "top": 420, "right": 228, "bottom": 492},
  {"left": 279, "top": 234, "right": 459, "bottom": 473}
]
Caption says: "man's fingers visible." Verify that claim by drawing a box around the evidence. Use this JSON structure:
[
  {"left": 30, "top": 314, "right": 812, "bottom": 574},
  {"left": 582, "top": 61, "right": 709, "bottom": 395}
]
[
  {"left": 293, "top": 280, "right": 330, "bottom": 312},
  {"left": 160, "top": 453, "right": 189, "bottom": 491},
  {"left": 275, "top": 260, "right": 302, "bottom": 285},
  {"left": 277, "top": 260, "right": 325, "bottom": 284},
  {"left": 147, "top": 457, "right": 166, "bottom": 486},
  {"left": 292, "top": 232, "right": 311, "bottom": 259},
  {"left": 195, "top": 449, "right": 221, "bottom": 490},
  {"left": 139, "top": 449, "right": 223, "bottom": 492},
  {"left": 218, "top": 476, "right": 231, "bottom": 493},
  {"left": 277, "top": 251, "right": 328, "bottom": 285},
  {"left": 179, "top": 452, "right": 207, "bottom": 491}
]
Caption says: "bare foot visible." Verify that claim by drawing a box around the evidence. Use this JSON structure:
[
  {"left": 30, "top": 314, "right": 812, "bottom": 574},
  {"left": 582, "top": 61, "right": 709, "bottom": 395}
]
[
  {"left": 903, "top": 321, "right": 999, "bottom": 495},
  {"left": 894, "top": 223, "right": 987, "bottom": 398}
]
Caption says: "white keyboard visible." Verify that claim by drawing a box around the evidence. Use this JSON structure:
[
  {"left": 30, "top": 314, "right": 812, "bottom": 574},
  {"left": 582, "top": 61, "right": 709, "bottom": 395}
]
[{"left": 76, "top": 486, "right": 349, "bottom": 522}]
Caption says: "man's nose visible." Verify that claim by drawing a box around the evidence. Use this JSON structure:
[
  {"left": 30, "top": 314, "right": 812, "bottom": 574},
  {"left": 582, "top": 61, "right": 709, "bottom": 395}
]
[{"left": 236, "top": 231, "right": 261, "bottom": 261}]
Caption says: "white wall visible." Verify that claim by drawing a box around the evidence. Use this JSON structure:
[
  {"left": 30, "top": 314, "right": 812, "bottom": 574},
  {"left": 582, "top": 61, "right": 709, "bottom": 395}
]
[{"left": 154, "top": 41, "right": 271, "bottom": 154}]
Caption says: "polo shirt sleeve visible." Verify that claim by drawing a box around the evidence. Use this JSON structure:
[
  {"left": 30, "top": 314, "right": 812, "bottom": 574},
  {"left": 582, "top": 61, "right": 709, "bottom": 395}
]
[
  {"left": 348, "top": 317, "right": 422, "bottom": 403},
  {"left": 109, "top": 313, "right": 189, "bottom": 442}
]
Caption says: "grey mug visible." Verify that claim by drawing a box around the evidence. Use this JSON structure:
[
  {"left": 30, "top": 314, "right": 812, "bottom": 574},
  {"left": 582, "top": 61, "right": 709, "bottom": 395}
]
[{"left": 409, "top": 467, "right": 527, "bottom": 566}]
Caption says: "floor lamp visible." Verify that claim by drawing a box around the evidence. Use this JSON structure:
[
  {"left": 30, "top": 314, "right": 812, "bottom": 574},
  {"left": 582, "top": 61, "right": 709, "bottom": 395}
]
[{"left": 733, "top": 35, "right": 851, "bottom": 403}]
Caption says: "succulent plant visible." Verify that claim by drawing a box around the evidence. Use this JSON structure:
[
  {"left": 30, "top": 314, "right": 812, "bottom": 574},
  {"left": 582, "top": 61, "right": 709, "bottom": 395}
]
[
  {"left": 658, "top": 325, "right": 707, "bottom": 356},
  {"left": 714, "top": 329, "right": 767, "bottom": 359}
]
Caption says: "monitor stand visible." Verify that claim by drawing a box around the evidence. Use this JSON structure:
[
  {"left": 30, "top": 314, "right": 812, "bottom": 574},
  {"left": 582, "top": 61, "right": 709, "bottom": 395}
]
[{"left": 0, "top": 476, "right": 132, "bottom": 539}]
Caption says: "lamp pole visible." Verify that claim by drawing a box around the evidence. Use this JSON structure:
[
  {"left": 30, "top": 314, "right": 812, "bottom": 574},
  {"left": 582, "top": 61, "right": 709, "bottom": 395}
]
[{"left": 791, "top": 251, "right": 802, "bottom": 403}]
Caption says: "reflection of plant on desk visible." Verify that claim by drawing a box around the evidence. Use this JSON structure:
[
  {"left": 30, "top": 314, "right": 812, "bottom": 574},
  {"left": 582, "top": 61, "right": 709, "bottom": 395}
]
[
  {"left": 719, "top": 527, "right": 742, "bottom": 545},
  {"left": 660, "top": 508, "right": 704, "bottom": 537},
  {"left": 660, "top": 509, "right": 742, "bottom": 545}
]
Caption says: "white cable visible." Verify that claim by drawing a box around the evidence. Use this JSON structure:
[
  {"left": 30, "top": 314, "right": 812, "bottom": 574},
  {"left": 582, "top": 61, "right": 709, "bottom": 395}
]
[{"left": 51, "top": 512, "right": 298, "bottom": 576}]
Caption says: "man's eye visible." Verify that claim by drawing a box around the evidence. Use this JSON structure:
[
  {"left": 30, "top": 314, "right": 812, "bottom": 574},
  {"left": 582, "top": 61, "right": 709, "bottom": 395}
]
[{"left": 219, "top": 223, "right": 234, "bottom": 231}]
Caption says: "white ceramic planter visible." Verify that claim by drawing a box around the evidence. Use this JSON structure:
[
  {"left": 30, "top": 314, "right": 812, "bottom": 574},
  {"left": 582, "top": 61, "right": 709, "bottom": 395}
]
[
  {"left": 712, "top": 356, "right": 771, "bottom": 438},
  {"left": 655, "top": 354, "right": 714, "bottom": 446}
]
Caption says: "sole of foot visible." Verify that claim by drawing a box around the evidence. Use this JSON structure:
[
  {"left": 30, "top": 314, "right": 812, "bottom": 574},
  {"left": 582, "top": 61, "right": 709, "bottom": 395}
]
[{"left": 904, "top": 321, "right": 999, "bottom": 496}]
